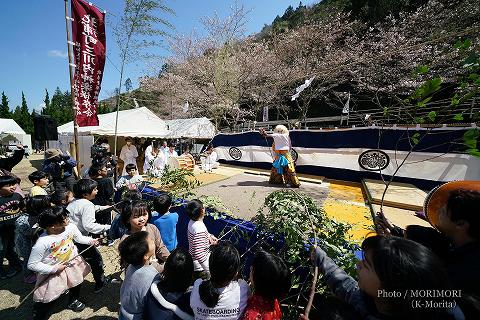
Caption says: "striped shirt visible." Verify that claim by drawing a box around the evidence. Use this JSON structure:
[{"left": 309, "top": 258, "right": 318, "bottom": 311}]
[{"left": 188, "top": 219, "right": 210, "bottom": 271}]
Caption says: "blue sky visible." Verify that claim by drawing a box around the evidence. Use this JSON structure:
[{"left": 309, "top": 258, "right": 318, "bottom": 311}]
[{"left": 0, "top": 0, "right": 316, "bottom": 112}]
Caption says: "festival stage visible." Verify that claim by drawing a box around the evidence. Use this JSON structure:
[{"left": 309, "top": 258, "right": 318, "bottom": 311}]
[
  {"left": 159, "top": 165, "right": 375, "bottom": 242},
  {"left": 212, "top": 127, "right": 480, "bottom": 190},
  {"left": 147, "top": 163, "right": 434, "bottom": 242}
]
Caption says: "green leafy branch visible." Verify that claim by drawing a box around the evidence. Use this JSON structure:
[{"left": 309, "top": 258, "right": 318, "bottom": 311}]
[
  {"left": 157, "top": 165, "right": 201, "bottom": 200},
  {"left": 254, "top": 190, "right": 358, "bottom": 318}
]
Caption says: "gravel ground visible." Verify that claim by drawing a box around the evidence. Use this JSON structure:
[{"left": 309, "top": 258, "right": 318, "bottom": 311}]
[{"left": 194, "top": 173, "right": 329, "bottom": 220}]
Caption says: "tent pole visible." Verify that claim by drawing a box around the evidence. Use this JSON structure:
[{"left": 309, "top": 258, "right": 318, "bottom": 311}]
[
  {"left": 113, "top": 109, "right": 120, "bottom": 183},
  {"left": 64, "top": 0, "right": 81, "bottom": 176}
]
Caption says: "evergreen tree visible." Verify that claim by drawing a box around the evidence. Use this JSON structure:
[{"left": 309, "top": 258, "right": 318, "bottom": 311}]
[
  {"left": 43, "top": 87, "right": 64, "bottom": 125},
  {"left": 18, "top": 92, "right": 34, "bottom": 134},
  {"left": 44, "top": 89, "right": 50, "bottom": 111},
  {"left": 21, "top": 91, "right": 27, "bottom": 110},
  {"left": 345, "top": 0, "right": 429, "bottom": 23},
  {"left": 61, "top": 90, "right": 73, "bottom": 124},
  {"left": 283, "top": 5, "right": 294, "bottom": 19},
  {"left": 20, "top": 104, "right": 33, "bottom": 134},
  {"left": 12, "top": 106, "right": 22, "bottom": 127},
  {"left": 43, "top": 88, "right": 75, "bottom": 125},
  {"left": 0, "top": 92, "right": 11, "bottom": 118},
  {"left": 98, "top": 102, "right": 111, "bottom": 114}
]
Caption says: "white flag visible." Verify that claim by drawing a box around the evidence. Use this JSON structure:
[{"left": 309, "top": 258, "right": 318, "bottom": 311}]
[
  {"left": 342, "top": 92, "right": 350, "bottom": 114},
  {"left": 291, "top": 76, "right": 315, "bottom": 101},
  {"left": 183, "top": 101, "right": 189, "bottom": 113}
]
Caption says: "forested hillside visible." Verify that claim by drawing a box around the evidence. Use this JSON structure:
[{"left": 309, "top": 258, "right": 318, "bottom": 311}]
[{"left": 135, "top": 0, "right": 479, "bottom": 129}]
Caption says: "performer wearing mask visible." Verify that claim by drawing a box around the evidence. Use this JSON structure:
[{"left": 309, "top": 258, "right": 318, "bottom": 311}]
[{"left": 260, "top": 125, "right": 300, "bottom": 188}]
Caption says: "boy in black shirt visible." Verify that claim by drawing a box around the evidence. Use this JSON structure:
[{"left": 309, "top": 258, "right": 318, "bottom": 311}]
[
  {"left": 88, "top": 163, "right": 114, "bottom": 225},
  {"left": 0, "top": 175, "right": 23, "bottom": 279}
]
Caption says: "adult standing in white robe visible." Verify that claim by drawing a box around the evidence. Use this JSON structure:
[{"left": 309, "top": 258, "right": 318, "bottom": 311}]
[
  {"left": 166, "top": 144, "right": 178, "bottom": 159},
  {"left": 143, "top": 141, "right": 157, "bottom": 173},
  {"left": 159, "top": 141, "right": 169, "bottom": 158},
  {"left": 119, "top": 138, "right": 139, "bottom": 175}
]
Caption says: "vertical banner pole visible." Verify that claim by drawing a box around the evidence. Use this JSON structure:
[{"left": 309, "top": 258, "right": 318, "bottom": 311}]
[{"left": 64, "top": 0, "right": 82, "bottom": 176}]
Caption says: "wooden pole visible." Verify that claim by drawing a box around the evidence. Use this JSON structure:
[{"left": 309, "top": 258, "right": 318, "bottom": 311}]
[{"left": 64, "top": 0, "right": 81, "bottom": 176}]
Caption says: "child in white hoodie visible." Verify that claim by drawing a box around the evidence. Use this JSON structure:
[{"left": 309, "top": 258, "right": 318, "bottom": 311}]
[{"left": 66, "top": 178, "right": 110, "bottom": 293}]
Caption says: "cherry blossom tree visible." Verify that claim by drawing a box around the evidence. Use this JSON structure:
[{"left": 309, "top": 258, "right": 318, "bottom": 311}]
[{"left": 140, "top": 0, "right": 479, "bottom": 129}]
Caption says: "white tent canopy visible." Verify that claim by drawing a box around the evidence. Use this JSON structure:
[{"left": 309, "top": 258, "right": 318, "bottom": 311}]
[
  {"left": 0, "top": 118, "right": 31, "bottom": 149},
  {"left": 0, "top": 118, "right": 26, "bottom": 135},
  {"left": 57, "top": 107, "right": 170, "bottom": 138},
  {"left": 164, "top": 117, "right": 216, "bottom": 139}
]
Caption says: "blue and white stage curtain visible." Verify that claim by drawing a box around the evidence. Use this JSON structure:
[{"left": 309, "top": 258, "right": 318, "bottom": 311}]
[{"left": 212, "top": 127, "right": 480, "bottom": 189}]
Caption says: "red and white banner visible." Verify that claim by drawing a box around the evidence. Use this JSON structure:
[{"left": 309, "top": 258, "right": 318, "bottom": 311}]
[{"left": 71, "top": 0, "right": 106, "bottom": 127}]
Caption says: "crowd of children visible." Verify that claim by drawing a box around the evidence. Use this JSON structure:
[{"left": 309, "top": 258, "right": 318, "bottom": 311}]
[
  {"left": 0, "top": 164, "right": 292, "bottom": 320},
  {"left": 1, "top": 158, "right": 480, "bottom": 320}
]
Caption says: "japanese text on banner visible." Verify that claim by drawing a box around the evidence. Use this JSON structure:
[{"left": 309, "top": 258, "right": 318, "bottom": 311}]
[{"left": 71, "top": 0, "right": 106, "bottom": 127}]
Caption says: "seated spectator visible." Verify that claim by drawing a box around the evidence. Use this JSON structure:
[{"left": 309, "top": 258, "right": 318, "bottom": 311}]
[
  {"left": 116, "top": 163, "right": 143, "bottom": 189},
  {"left": 119, "top": 231, "right": 160, "bottom": 320},
  {"left": 308, "top": 235, "right": 463, "bottom": 320},
  {"left": 190, "top": 241, "right": 250, "bottom": 320},
  {"left": 200, "top": 145, "right": 220, "bottom": 172},
  {"left": 150, "top": 193, "right": 179, "bottom": 251},
  {"left": 242, "top": 251, "right": 291, "bottom": 320},
  {"left": 28, "top": 171, "right": 49, "bottom": 196},
  {"left": 145, "top": 248, "right": 195, "bottom": 320},
  {"left": 182, "top": 146, "right": 193, "bottom": 158}
]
